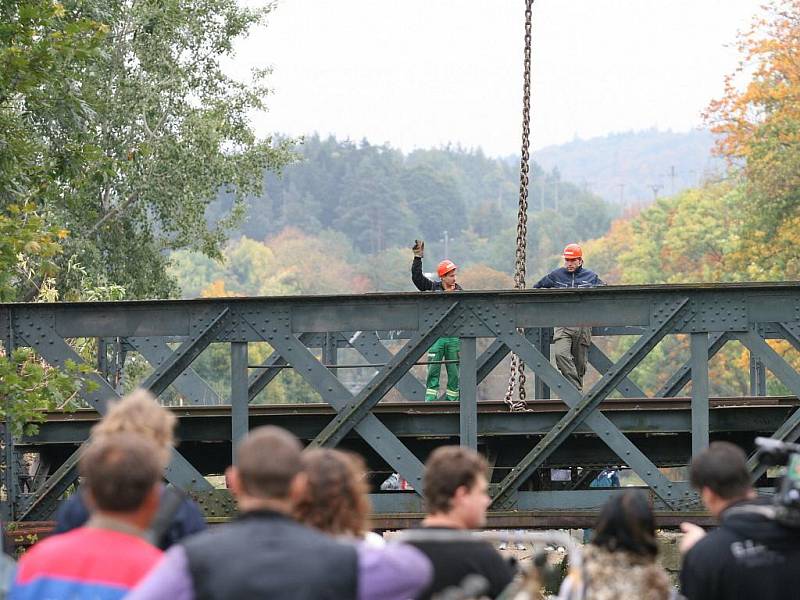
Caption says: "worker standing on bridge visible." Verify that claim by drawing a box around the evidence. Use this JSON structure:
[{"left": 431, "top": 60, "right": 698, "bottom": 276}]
[
  {"left": 533, "top": 243, "right": 604, "bottom": 391},
  {"left": 411, "top": 240, "right": 462, "bottom": 401}
]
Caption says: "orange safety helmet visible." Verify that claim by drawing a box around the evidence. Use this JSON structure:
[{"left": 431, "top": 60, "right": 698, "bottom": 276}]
[
  {"left": 563, "top": 243, "right": 583, "bottom": 260},
  {"left": 437, "top": 259, "right": 457, "bottom": 277}
]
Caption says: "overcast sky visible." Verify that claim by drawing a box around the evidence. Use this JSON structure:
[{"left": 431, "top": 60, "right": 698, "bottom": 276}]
[{"left": 227, "top": 0, "right": 762, "bottom": 157}]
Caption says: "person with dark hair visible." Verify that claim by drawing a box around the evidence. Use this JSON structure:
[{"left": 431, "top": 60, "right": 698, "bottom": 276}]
[
  {"left": 129, "top": 426, "right": 432, "bottom": 600},
  {"left": 679, "top": 441, "right": 800, "bottom": 600},
  {"left": 558, "top": 490, "right": 673, "bottom": 599},
  {"left": 294, "top": 448, "right": 383, "bottom": 545},
  {"left": 9, "top": 433, "right": 164, "bottom": 599},
  {"left": 408, "top": 446, "right": 516, "bottom": 600},
  {"left": 54, "top": 390, "right": 206, "bottom": 550}
]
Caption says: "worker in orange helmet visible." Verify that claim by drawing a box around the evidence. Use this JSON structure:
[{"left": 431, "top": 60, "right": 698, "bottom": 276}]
[
  {"left": 533, "top": 243, "right": 604, "bottom": 391},
  {"left": 411, "top": 240, "right": 462, "bottom": 401}
]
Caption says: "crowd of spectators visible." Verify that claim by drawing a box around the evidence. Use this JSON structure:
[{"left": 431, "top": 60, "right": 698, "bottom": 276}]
[{"left": 3, "top": 390, "right": 800, "bottom": 599}]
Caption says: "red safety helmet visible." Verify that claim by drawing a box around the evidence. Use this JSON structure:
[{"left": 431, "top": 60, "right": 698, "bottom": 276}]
[
  {"left": 563, "top": 243, "right": 583, "bottom": 260},
  {"left": 437, "top": 259, "right": 457, "bottom": 277}
]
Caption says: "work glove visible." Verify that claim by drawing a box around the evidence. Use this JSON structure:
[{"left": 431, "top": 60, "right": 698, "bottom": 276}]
[{"left": 412, "top": 239, "right": 424, "bottom": 258}]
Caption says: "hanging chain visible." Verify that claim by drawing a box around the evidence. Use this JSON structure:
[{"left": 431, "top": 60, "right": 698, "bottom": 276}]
[{"left": 504, "top": 0, "right": 533, "bottom": 413}]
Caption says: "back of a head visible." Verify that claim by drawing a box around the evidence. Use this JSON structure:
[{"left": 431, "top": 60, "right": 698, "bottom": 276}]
[
  {"left": 592, "top": 489, "right": 658, "bottom": 558},
  {"left": 689, "top": 441, "right": 753, "bottom": 500},
  {"left": 92, "top": 389, "right": 176, "bottom": 466},
  {"left": 424, "top": 445, "right": 488, "bottom": 514},
  {"left": 80, "top": 432, "right": 162, "bottom": 512},
  {"left": 236, "top": 426, "right": 303, "bottom": 500},
  {"left": 294, "top": 448, "right": 371, "bottom": 537}
]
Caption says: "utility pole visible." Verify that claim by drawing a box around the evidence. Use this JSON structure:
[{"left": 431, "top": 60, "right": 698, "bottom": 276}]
[
  {"left": 553, "top": 179, "right": 559, "bottom": 212},
  {"left": 440, "top": 230, "right": 451, "bottom": 258},
  {"left": 669, "top": 165, "right": 676, "bottom": 195},
  {"left": 539, "top": 178, "right": 545, "bottom": 211},
  {"left": 649, "top": 184, "right": 663, "bottom": 201}
]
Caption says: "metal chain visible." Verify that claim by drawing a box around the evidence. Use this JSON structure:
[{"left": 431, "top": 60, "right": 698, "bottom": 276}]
[{"left": 504, "top": 0, "right": 534, "bottom": 413}]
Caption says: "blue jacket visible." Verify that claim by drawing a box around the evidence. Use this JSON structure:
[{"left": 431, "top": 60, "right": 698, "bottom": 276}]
[
  {"left": 53, "top": 487, "right": 206, "bottom": 550},
  {"left": 533, "top": 265, "right": 604, "bottom": 289}
]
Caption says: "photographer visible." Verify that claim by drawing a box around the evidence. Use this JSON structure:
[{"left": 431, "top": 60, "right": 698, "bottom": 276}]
[{"left": 679, "top": 441, "right": 800, "bottom": 600}]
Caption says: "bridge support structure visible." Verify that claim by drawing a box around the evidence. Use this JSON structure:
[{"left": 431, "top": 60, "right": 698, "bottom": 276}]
[{"left": 3, "top": 282, "right": 800, "bottom": 524}]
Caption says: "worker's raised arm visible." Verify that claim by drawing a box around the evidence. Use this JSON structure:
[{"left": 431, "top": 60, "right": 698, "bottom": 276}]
[{"left": 411, "top": 240, "right": 434, "bottom": 291}]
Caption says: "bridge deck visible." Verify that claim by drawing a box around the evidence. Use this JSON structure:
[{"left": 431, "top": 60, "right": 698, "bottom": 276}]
[{"left": 16, "top": 397, "right": 795, "bottom": 492}]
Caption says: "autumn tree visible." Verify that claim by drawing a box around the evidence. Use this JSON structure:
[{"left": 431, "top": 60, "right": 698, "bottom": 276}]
[{"left": 705, "top": 0, "right": 800, "bottom": 278}]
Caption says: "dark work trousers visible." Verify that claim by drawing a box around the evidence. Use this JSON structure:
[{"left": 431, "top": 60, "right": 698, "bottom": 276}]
[{"left": 553, "top": 327, "right": 591, "bottom": 391}]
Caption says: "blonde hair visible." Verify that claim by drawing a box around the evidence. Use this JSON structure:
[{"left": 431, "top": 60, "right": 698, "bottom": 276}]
[{"left": 91, "top": 389, "right": 176, "bottom": 467}]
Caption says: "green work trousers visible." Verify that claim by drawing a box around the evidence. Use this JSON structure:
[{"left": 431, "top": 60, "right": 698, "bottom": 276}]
[
  {"left": 553, "top": 326, "right": 591, "bottom": 391},
  {"left": 425, "top": 336, "right": 460, "bottom": 401}
]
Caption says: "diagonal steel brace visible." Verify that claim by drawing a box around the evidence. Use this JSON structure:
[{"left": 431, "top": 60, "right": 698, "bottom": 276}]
[
  {"left": 310, "top": 302, "right": 463, "bottom": 448},
  {"left": 738, "top": 327, "right": 800, "bottom": 479},
  {"left": 17, "top": 333, "right": 213, "bottom": 519},
  {"left": 141, "top": 308, "right": 230, "bottom": 397},
  {"left": 489, "top": 298, "right": 690, "bottom": 508},
  {"left": 477, "top": 338, "right": 510, "bottom": 383},
  {"left": 247, "top": 332, "right": 313, "bottom": 402},
  {"left": 656, "top": 332, "right": 728, "bottom": 398},
  {"left": 346, "top": 331, "right": 427, "bottom": 402},
  {"left": 588, "top": 344, "right": 647, "bottom": 398},
  {"left": 240, "top": 314, "right": 427, "bottom": 492},
  {"left": 127, "top": 337, "right": 222, "bottom": 405}
]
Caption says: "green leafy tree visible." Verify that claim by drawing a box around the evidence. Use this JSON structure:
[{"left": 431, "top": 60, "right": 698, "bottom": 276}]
[
  {"left": 402, "top": 164, "right": 468, "bottom": 241},
  {"left": 0, "top": 349, "right": 97, "bottom": 437},
  {"left": 5, "top": 0, "right": 296, "bottom": 299},
  {"left": 0, "top": 0, "right": 106, "bottom": 211},
  {"left": 705, "top": 0, "right": 800, "bottom": 279}
]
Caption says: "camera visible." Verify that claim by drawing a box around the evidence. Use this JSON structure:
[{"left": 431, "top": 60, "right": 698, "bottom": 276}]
[{"left": 755, "top": 437, "right": 800, "bottom": 527}]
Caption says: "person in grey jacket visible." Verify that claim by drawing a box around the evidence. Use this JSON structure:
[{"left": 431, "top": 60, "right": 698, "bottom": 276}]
[{"left": 533, "top": 243, "right": 604, "bottom": 391}]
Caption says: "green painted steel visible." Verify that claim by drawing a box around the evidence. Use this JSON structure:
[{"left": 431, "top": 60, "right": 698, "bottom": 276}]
[{"left": 3, "top": 282, "right": 800, "bottom": 521}]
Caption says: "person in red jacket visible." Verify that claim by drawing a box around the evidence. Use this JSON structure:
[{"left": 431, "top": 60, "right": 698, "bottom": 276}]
[{"left": 9, "top": 433, "right": 163, "bottom": 600}]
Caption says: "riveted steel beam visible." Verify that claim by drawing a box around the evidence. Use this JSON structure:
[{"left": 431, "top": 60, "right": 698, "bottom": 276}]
[
  {"left": 17, "top": 450, "right": 81, "bottom": 521},
  {"left": 309, "top": 302, "right": 463, "bottom": 448},
  {"left": 656, "top": 332, "right": 728, "bottom": 398},
  {"left": 779, "top": 321, "right": 800, "bottom": 353},
  {"left": 14, "top": 329, "right": 213, "bottom": 515},
  {"left": 247, "top": 333, "right": 314, "bottom": 402},
  {"left": 240, "top": 313, "right": 426, "bottom": 492},
  {"left": 2, "top": 312, "right": 17, "bottom": 521},
  {"left": 347, "top": 331, "right": 427, "bottom": 402},
  {"left": 127, "top": 337, "right": 222, "bottom": 405},
  {"left": 489, "top": 298, "right": 691, "bottom": 508},
  {"left": 491, "top": 328, "right": 689, "bottom": 508},
  {"left": 691, "top": 332, "right": 710, "bottom": 455},
  {"left": 476, "top": 338, "right": 510, "bottom": 384},
  {"left": 588, "top": 344, "right": 646, "bottom": 398},
  {"left": 739, "top": 327, "right": 800, "bottom": 478},
  {"left": 140, "top": 308, "right": 231, "bottom": 397},
  {"left": 231, "top": 342, "right": 249, "bottom": 462},
  {"left": 459, "top": 337, "right": 478, "bottom": 449}
]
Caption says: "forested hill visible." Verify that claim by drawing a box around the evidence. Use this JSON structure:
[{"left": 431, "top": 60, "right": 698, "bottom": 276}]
[
  {"left": 205, "top": 133, "right": 620, "bottom": 291},
  {"left": 532, "top": 129, "right": 723, "bottom": 206}
]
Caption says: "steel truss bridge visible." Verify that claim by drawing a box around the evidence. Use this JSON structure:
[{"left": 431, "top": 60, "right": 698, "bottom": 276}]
[{"left": 3, "top": 283, "right": 800, "bottom": 530}]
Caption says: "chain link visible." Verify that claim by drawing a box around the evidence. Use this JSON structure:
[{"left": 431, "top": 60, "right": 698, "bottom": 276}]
[{"left": 504, "top": 0, "right": 534, "bottom": 413}]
